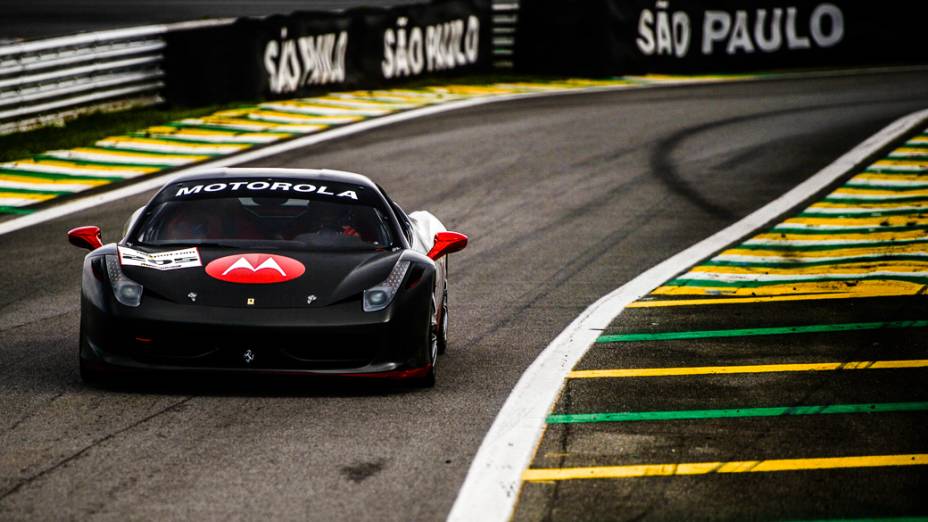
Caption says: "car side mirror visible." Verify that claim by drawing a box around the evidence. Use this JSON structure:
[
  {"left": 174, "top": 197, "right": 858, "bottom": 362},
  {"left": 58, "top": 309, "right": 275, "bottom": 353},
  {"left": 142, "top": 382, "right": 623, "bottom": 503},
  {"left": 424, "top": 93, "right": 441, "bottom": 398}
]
[
  {"left": 426, "top": 231, "right": 468, "bottom": 261},
  {"left": 68, "top": 226, "right": 103, "bottom": 251}
]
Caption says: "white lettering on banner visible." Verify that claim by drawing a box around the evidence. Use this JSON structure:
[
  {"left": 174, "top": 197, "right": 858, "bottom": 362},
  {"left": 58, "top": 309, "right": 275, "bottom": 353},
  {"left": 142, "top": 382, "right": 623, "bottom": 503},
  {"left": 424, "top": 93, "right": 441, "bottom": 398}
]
[
  {"left": 638, "top": 2, "right": 843, "bottom": 58},
  {"left": 264, "top": 27, "right": 348, "bottom": 94},
  {"left": 382, "top": 15, "right": 480, "bottom": 79},
  {"left": 173, "top": 182, "right": 360, "bottom": 200},
  {"left": 118, "top": 246, "right": 202, "bottom": 271},
  {"left": 701, "top": 4, "right": 843, "bottom": 55},
  {"left": 636, "top": 3, "right": 691, "bottom": 58}
]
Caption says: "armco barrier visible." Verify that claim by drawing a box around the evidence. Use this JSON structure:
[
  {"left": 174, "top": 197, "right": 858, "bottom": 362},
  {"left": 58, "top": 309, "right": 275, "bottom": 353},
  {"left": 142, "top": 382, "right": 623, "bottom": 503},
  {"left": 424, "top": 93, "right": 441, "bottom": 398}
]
[
  {"left": 515, "top": 0, "right": 928, "bottom": 75},
  {"left": 0, "top": 20, "right": 232, "bottom": 136}
]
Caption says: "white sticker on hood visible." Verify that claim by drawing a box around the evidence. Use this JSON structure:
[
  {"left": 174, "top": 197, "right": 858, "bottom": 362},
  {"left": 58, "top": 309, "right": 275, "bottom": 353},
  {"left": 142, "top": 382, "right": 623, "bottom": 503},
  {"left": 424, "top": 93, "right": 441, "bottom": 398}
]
[{"left": 118, "top": 246, "right": 202, "bottom": 271}]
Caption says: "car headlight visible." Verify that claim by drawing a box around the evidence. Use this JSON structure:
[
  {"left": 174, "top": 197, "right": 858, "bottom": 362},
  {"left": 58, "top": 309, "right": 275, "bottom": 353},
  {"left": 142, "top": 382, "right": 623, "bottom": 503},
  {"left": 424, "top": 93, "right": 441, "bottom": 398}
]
[
  {"left": 104, "top": 254, "right": 143, "bottom": 307},
  {"left": 363, "top": 260, "right": 410, "bottom": 312}
]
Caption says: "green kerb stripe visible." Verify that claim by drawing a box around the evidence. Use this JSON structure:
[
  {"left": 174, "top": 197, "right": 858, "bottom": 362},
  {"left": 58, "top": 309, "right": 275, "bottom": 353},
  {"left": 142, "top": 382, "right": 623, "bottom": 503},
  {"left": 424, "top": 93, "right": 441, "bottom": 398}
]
[
  {"left": 798, "top": 209, "right": 928, "bottom": 218},
  {"left": 93, "top": 144, "right": 222, "bottom": 157},
  {"left": 0, "top": 206, "right": 35, "bottom": 214},
  {"left": 0, "top": 186, "right": 71, "bottom": 195},
  {"left": 844, "top": 183, "right": 928, "bottom": 191},
  {"left": 128, "top": 132, "right": 261, "bottom": 147},
  {"left": 823, "top": 197, "right": 928, "bottom": 204},
  {"left": 784, "top": 517, "right": 928, "bottom": 522},
  {"left": 867, "top": 168, "right": 928, "bottom": 175},
  {"left": 546, "top": 402, "right": 928, "bottom": 424},
  {"left": 0, "top": 167, "right": 124, "bottom": 183},
  {"left": 596, "top": 320, "right": 928, "bottom": 343},
  {"left": 770, "top": 225, "right": 928, "bottom": 234},
  {"left": 702, "top": 255, "right": 928, "bottom": 268},
  {"left": 169, "top": 122, "right": 293, "bottom": 135},
  {"left": 736, "top": 239, "right": 928, "bottom": 251},
  {"left": 664, "top": 275, "right": 928, "bottom": 288}
]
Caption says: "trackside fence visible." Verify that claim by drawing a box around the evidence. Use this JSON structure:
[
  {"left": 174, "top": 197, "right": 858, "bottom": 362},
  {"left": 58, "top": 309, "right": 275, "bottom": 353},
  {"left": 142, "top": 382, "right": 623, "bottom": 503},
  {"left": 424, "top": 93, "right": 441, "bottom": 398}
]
[
  {"left": 491, "top": 0, "right": 517, "bottom": 69},
  {"left": 0, "top": 20, "right": 232, "bottom": 136}
]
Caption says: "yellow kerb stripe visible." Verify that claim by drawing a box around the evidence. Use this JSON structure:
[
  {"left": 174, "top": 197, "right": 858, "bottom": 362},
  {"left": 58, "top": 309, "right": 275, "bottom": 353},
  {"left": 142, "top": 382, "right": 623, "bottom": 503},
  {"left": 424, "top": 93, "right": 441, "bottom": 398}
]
[
  {"left": 568, "top": 359, "right": 928, "bottom": 379},
  {"left": 522, "top": 454, "right": 928, "bottom": 482},
  {"left": 649, "top": 279, "right": 927, "bottom": 297},
  {"left": 628, "top": 291, "right": 912, "bottom": 307},
  {"left": 0, "top": 191, "right": 55, "bottom": 201}
]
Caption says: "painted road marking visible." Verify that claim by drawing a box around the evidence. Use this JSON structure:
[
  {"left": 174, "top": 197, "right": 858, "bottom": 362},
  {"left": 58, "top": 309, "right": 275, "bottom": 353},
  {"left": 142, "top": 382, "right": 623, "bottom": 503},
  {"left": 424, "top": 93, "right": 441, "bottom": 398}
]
[
  {"left": 639, "top": 125, "right": 928, "bottom": 304},
  {"left": 546, "top": 402, "right": 928, "bottom": 424},
  {"left": 596, "top": 320, "right": 928, "bottom": 343},
  {"left": 628, "top": 292, "right": 912, "bottom": 307},
  {"left": 448, "top": 107, "right": 928, "bottom": 522},
  {"left": 521, "top": 454, "right": 928, "bottom": 482},
  {"left": 568, "top": 359, "right": 928, "bottom": 379},
  {"left": 785, "top": 517, "right": 928, "bottom": 522}
]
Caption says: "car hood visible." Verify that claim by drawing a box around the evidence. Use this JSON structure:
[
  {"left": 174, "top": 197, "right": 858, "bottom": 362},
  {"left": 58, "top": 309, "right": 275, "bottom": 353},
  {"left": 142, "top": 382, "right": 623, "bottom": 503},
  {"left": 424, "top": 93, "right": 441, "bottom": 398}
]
[{"left": 119, "top": 246, "right": 402, "bottom": 309}]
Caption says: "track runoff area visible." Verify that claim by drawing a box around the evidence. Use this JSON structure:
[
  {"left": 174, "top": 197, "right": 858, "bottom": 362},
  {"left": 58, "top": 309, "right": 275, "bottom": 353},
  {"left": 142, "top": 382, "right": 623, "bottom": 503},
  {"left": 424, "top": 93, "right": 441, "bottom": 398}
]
[{"left": 452, "top": 111, "right": 928, "bottom": 521}]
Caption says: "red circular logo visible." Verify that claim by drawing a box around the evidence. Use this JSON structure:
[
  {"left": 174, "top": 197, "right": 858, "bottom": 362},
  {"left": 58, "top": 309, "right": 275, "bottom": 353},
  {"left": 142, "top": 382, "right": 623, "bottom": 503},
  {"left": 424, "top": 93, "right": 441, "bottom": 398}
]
[{"left": 205, "top": 254, "right": 305, "bottom": 284}]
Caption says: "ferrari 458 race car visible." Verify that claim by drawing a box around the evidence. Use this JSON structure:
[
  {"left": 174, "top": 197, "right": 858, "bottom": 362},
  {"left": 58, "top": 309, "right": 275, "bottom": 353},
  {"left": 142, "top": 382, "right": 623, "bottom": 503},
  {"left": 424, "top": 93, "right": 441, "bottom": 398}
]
[{"left": 68, "top": 168, "right": 468, "bottom": 387}]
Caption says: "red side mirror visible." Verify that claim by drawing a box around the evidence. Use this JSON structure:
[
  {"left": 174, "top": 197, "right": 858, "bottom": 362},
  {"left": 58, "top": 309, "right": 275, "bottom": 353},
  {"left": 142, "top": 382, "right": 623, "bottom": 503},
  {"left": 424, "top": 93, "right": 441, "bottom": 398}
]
[
  {"left": 426, "top": 231, "right": 468, "bottom": 261},
  {"left": 68, "top": 226, "right": 103, "bottom": 251}
]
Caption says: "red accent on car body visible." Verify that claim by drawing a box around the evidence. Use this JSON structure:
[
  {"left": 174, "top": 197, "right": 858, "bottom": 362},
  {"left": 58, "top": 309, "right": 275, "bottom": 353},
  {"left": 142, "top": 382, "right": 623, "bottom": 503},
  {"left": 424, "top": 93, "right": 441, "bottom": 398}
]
[
  {"left": 68, "top": 226, "right": 103, "bottom": 250},
  {"left": 343, "top": 364, "right": 434, "bottom": 379},
  {"left": 205, "top": 253, "right": 305, "bottom": 284},
  {"left": 426, "top": 231, "right": 468, "bottom": 260}
]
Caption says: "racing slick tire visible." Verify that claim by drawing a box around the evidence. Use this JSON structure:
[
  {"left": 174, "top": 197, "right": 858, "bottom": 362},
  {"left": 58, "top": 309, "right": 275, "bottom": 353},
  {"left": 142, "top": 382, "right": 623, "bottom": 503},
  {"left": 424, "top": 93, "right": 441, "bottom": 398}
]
[
  {"left": 78, "top": 325, "right": 113, "bottom": 387},
  {"left": 411, "top": 304, "right": 439, "bottom": 388},
  {"left": 437, "top": 284, "right": 449, "bottom": 355}
]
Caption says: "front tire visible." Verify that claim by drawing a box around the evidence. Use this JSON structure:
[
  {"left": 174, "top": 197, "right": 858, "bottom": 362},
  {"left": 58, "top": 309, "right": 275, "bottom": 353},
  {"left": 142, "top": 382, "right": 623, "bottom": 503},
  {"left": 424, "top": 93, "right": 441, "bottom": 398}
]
[
  {"left": 78, "top": 321, "right": 113, "bottom": 387},
  {"left": 437, "top": 285, "right": 449, "bottom": 355},
  {"left": 411, "top": 304, "right": 438, "bottom": 388},
  {"left": 79, "top": 357, "right": 111, "bottom": 386}
]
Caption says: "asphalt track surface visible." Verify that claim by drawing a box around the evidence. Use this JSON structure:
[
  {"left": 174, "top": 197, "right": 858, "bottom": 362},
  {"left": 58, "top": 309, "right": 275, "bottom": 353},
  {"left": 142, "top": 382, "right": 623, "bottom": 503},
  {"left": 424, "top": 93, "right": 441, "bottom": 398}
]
[
  {"left": 2, "top": 70, "right": 928, "bottom": 521},
  {"left": 0, "top": 0, "right": 422, "bottom": 40}
]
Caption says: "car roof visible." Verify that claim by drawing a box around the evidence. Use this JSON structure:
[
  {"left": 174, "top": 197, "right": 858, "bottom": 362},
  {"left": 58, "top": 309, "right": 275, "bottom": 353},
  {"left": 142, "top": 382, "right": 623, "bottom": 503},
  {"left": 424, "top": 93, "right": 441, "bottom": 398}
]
[{"left": 168, "top": 168, "right": 379, "bottom": 190}]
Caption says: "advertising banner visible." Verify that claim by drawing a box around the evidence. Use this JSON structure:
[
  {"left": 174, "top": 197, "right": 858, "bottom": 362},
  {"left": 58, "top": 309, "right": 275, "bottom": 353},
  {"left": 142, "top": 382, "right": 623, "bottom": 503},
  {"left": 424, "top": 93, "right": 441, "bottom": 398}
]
[
  {"left": 165, "top": 0, "right": 491, "bottom": 105},
  {"left": 515, "top": 0, "right": 928, "bottom": 75}
]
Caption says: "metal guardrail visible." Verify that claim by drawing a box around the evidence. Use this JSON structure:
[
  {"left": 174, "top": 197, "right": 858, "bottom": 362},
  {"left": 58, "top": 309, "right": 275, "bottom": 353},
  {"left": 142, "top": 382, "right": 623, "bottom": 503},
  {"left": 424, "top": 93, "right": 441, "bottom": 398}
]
[
  {"left": 0, "top": 19, "right": 232, "bottom": 136},
  {"left": 492, "top": 1, "right": 517, "bottom": 69},
  {"left": 0, "top": 4, "right": 515, "bottom": 137}
]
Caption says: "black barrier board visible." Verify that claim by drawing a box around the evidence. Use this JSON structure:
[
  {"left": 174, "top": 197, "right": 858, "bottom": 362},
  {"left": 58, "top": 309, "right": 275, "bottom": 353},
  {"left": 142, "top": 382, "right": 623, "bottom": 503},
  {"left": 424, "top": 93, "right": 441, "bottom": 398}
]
[
  {"left": 164, "top": 0, "right": 491, "bottom": 105},
  {"left": 515, "top": 0, "right": 928, "bottom": 75}
]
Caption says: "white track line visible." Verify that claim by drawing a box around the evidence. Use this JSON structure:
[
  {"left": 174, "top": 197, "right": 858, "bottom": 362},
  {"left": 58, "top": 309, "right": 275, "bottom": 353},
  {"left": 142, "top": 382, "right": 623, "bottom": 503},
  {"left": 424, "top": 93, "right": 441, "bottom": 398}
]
[{"left": 445, "top": 108, "right": 928, "bottom": 522}]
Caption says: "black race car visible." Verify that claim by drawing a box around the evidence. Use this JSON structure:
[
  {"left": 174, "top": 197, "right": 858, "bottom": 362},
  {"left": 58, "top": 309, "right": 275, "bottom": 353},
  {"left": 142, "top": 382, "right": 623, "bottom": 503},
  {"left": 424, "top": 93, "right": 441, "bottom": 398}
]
[{"left": 68, "top": 168, "right": 468, "bottom": 387}]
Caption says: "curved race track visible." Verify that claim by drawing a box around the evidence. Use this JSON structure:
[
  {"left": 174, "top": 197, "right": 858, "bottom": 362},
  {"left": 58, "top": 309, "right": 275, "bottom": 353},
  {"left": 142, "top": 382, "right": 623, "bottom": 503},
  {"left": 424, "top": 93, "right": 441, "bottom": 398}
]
[{"left": 2, "top": 70, "right": 928, "bottom": 521}]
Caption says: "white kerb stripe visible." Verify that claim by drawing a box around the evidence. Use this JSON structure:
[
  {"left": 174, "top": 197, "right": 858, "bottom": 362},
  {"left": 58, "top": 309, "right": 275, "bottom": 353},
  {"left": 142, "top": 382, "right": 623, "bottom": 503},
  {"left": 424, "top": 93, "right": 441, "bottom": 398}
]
[
  {"left": 45, "top": 150, "right": 197, "bottom": 165},
  {"left": 95, "top": 139, "right": 244, "bottom": 155},
  {"left": 0, "top": 179, "right": 99, "bottom": 192},
  {"left": 0, "top": 197, "right": 49, "bottom": 207},
  {"left": 0, "top": 162, "right": 143, "bottom": 178}
]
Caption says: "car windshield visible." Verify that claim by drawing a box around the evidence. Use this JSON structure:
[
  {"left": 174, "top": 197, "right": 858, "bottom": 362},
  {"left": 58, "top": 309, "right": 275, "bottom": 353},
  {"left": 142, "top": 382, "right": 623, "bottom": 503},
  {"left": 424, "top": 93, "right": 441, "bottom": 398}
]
[{"left": 133, "top": 185, "right": 396, "bottom": 251}]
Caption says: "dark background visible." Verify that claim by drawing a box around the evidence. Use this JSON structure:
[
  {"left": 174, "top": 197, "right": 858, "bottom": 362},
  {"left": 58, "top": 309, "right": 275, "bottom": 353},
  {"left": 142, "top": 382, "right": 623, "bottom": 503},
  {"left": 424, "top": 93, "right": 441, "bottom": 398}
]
[{"left": 0, "top": 0, "right": 425, "bottom": 41}]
